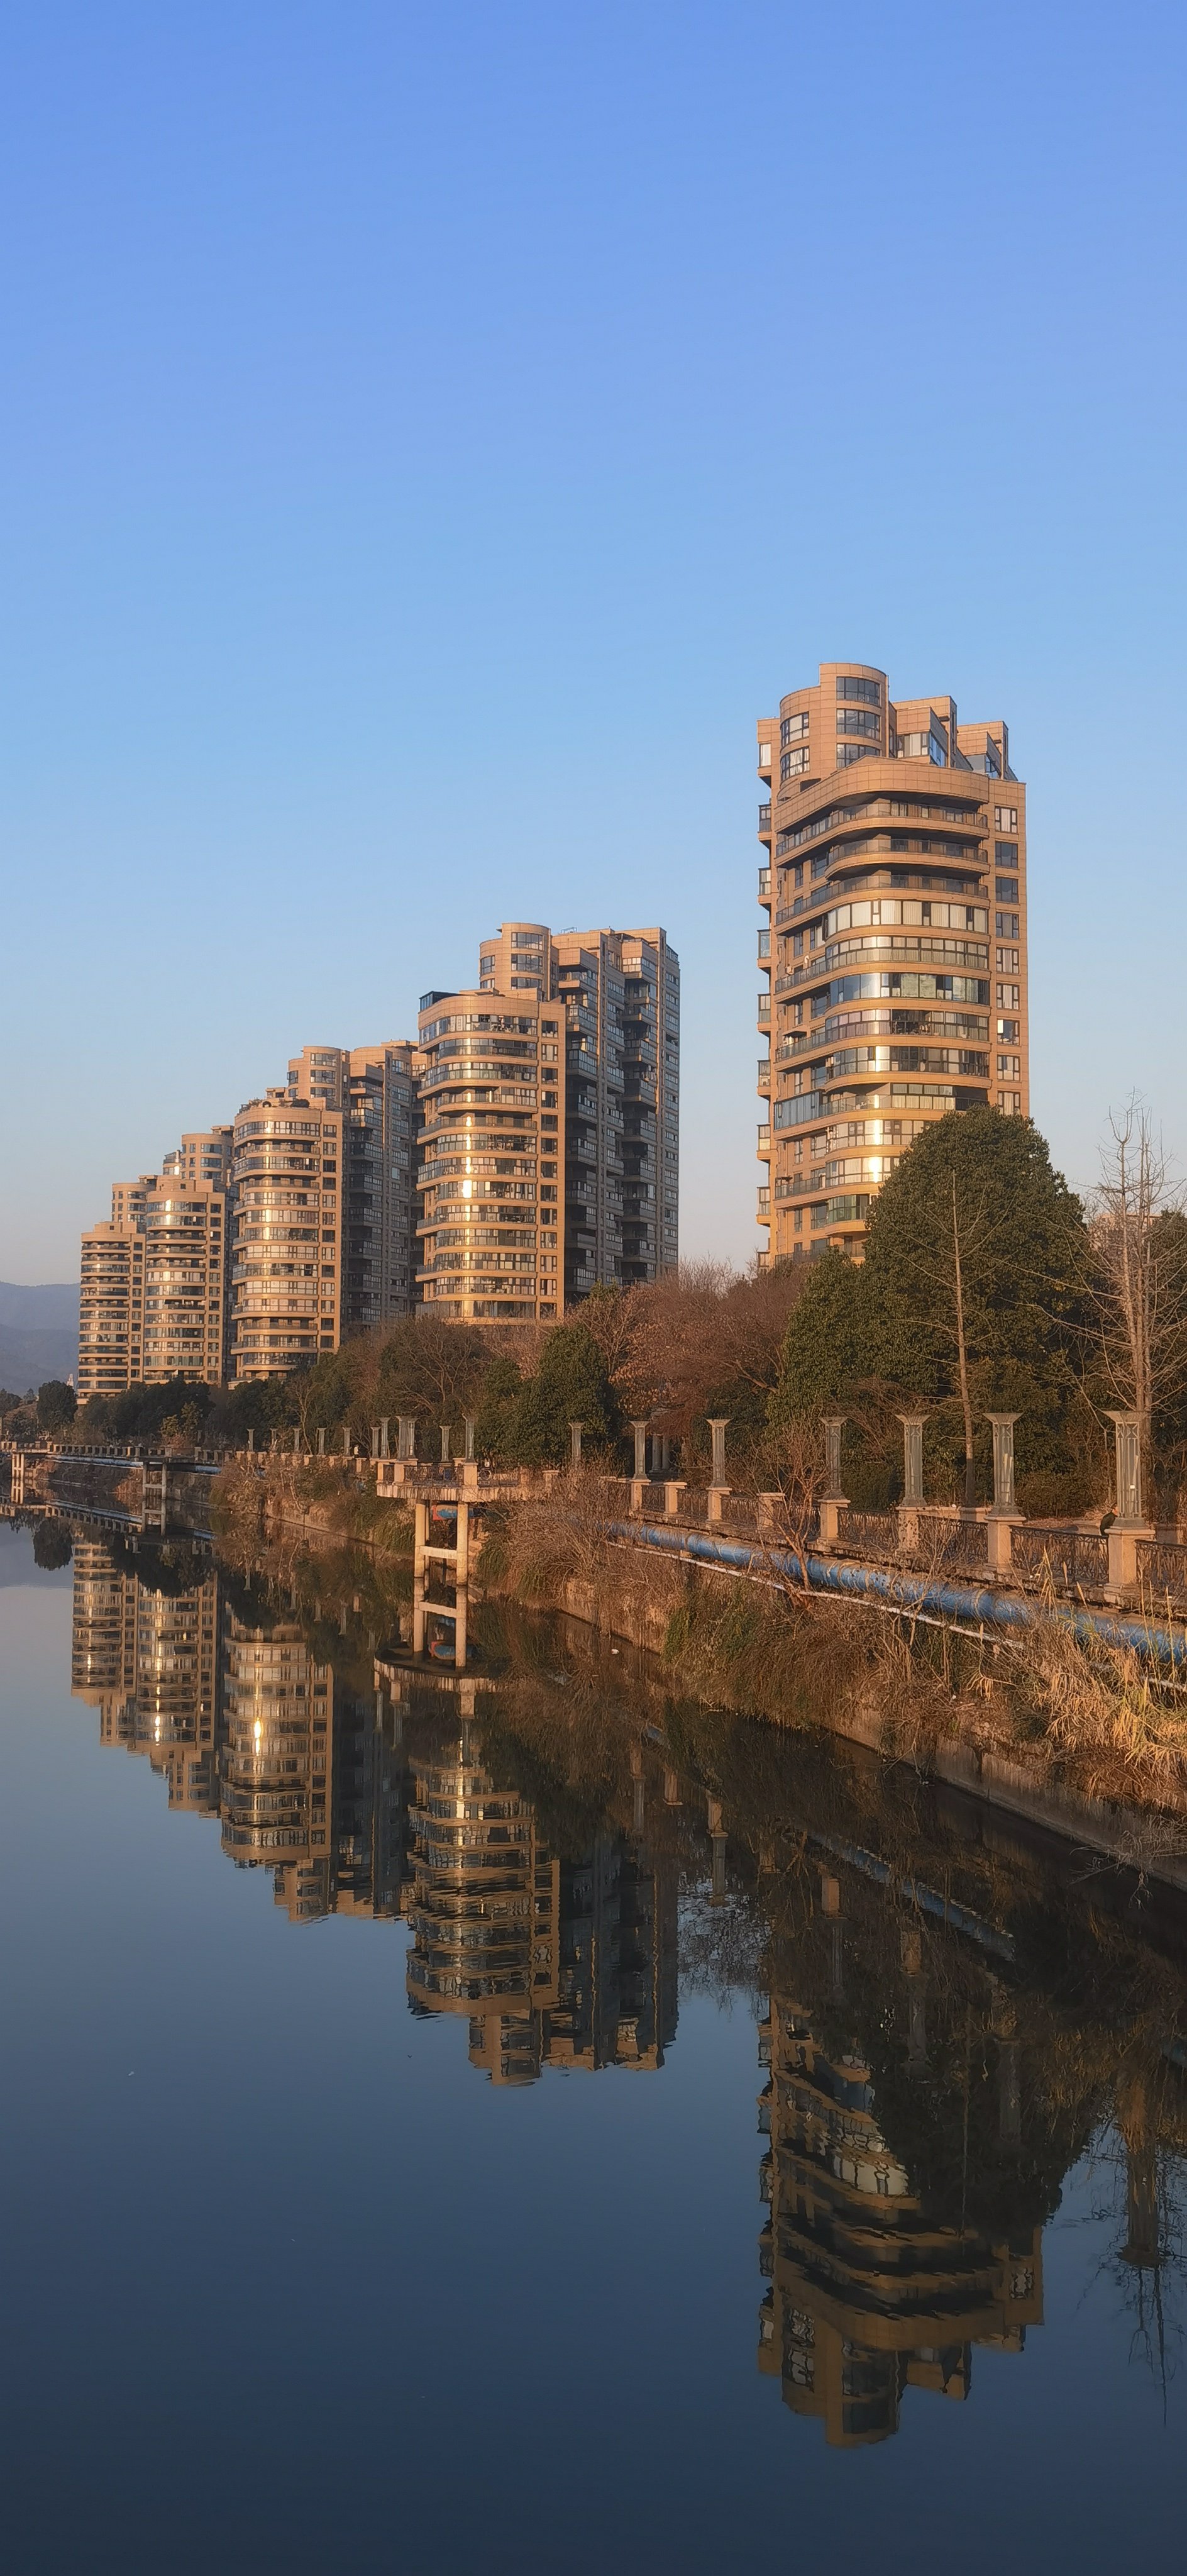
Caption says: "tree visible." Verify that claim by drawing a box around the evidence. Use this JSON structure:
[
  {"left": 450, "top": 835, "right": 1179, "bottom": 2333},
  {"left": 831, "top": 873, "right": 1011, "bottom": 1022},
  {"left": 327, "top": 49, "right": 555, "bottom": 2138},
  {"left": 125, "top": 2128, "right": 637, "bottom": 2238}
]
[
  {"left": 1088, "top": 1099, "right": 1187, "bottom": 1488},
  {"left": 770, "top": 1252, "right": 872, "bottom": 1424},
  {"left": 36, "top": 1380, "right": 77, "bottom": 1433},
  {"left": 614, "top": 1260, "right": 806, "bottom": 1456},
  {"left": 32, "top": 1518, "right": 72, "bottom": 1569},
  {"left": 771, "top": 1111, "right": 1092, "bottom": 1504},
  {"left": 510, "top": 1323, "right": 619, "bottom": 1465}
]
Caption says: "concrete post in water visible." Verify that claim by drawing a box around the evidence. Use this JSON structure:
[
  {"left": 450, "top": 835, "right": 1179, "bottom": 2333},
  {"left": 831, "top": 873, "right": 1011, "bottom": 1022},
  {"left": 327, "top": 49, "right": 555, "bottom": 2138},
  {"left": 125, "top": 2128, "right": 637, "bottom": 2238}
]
[
  {"left": 463, "top": 1416, "right": 476, "bottom": 1463},
  {"left": 1105, "top": 1410, "right": 1152, "bottom": 1592},
  {"left": 985, "top": 1413, "right": 1023, "bottom": 1573},
  {"left": 818, "top": 1416, "right": 848, "bottom": 1546},
  {"left": 709, "top": 1797, "right": 726, "bottom": 1907},
  {"left": 569, "top": 1421, "right": 583, "bottom": 1470},
  {"left": 397, "top": 1416, "right": 416, "bottom": 1462}
]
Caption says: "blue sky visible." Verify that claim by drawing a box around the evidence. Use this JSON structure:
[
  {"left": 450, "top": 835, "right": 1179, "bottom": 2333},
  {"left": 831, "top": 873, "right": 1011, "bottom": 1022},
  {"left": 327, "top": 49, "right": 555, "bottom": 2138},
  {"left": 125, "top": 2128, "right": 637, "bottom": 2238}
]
[{"left": 2, "top": 0, "right": 1184, "bottom": 1282}]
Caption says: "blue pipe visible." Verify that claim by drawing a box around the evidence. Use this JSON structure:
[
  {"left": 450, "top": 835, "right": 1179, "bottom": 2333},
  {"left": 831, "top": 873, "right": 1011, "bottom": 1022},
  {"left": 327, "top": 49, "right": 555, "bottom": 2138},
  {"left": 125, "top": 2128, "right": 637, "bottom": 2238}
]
[{"left": 604, "top": 1519, "right": 1187, "bottom": 1670}]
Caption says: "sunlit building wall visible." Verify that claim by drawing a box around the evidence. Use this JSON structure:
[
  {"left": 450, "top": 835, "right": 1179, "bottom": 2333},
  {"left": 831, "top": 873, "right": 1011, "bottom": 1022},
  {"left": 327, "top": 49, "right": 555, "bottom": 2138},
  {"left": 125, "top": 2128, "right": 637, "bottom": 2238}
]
[{"left": 755, "top": 661, "right": 1028, "bottom": 1262}]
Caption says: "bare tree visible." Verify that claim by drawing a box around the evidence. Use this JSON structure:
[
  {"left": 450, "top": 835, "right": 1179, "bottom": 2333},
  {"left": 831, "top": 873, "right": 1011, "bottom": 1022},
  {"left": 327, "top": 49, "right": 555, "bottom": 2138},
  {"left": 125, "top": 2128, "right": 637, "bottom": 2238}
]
[{"left": 1090, "top": 1098, "right": 1187, "bottom": 1476}]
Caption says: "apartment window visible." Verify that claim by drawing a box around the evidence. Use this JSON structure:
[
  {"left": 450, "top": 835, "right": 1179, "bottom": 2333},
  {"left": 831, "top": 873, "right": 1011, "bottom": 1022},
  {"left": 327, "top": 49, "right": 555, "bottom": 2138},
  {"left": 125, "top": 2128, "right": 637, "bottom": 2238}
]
[
  {"left": 758, "top": 741, "right": 771, "bottom": 766},
  {"left": 995, "top": 808, "right": 1018, "bottom": 832},
  {"left": 793, "top": 862, "right": 804, "bottom": 887},
  {"left": 836, "top": 675, "right": 880, "bottom": 704},
  {"left": 998, "top": 1054, "right": 1021, "bottom": 1078},
  {"left": 997, "top": 1017, "right": 1019, "bottom": 1042},
  {"left": 836, "top": 708, "right": 880, "bottom": 738},
  {"left": 898, "top": 728, "right": 948, "bottom": 765},
  {"left": 1000, "top": 1091, "right": 1022, "bottom": 1115},
  {"left": 995, "top": 877, "right": 1019, "bottom": 904},
  {"left": 781, "top": 711, "right": 810, "bottom": 745},
  {"left": 996, "top": 913, "right": 1020, "bottom": 940},
  {"left": 781, "top": 745, "right": 810, "bottom": 779},
  {"left": 998, "top": 982, "right": 1020, "bottom": 1009},
  {"left": 836, "top": 745, "right": 876, "bottom": 766},
  {"left": 995, "top": 843, "right": 1019, "bottom": 869}
]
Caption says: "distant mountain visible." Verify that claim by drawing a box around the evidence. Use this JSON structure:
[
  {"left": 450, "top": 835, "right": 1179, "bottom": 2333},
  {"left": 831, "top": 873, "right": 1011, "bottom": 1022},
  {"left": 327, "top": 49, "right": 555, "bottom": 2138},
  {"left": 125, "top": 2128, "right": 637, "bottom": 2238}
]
[{"left": 0, "top": 1284, "right": 79, "bottom": 1395}]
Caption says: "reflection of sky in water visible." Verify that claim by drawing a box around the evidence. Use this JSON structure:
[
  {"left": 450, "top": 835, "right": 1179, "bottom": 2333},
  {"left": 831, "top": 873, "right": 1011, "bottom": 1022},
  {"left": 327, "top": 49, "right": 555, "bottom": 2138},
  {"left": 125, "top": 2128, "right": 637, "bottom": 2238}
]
[{"left": 0, "top": 1519, "right": 1184, "bottom": 2573}]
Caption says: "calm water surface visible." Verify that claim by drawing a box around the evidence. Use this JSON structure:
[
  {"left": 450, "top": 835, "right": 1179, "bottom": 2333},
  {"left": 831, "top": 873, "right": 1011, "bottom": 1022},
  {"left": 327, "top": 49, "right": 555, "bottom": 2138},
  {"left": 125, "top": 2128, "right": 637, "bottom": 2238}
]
[{"left": 2, "top": 1518, "right": 1186, "bottom": 2573}]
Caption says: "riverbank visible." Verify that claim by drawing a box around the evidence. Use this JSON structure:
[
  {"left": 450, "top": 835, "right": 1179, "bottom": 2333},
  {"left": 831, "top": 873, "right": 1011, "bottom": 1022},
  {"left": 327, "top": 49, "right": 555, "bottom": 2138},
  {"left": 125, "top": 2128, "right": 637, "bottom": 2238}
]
[{"left": 205, "top": 1457, "right": 1187, "bottom": 1880}]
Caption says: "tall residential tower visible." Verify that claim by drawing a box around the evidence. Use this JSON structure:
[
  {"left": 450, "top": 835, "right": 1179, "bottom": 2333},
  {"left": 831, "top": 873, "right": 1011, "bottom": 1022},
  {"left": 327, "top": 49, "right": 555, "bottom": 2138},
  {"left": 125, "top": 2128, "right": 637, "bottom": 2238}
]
[{"left": 756, "top": 662, "right": 1027, "bottom": 1263}]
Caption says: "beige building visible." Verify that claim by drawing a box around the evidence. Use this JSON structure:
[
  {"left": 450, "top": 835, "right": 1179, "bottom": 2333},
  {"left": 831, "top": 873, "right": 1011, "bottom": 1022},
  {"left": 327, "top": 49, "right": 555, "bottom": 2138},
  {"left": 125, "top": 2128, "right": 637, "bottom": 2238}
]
[
  {"left": 286, "top": 1040, "right": 420, "bottom": 1331},
  {"left": 78, "top": 1140, "right": 229, "bottom": 1399},
  {"left": 78, "top": 1222, "right": 146, "bottom": 1398},
  {"left": 228, "top": 1089, "right": 346, "bottom": 1379},
  {"left": 416, "top": 985, "right": 564, "bottom": 1322},
  {"left": 756, "top": 662, "right": 1028, "bottom": 1261},
  {"left": 475, "top": 919, "right": 680, "bottom": 1301}
]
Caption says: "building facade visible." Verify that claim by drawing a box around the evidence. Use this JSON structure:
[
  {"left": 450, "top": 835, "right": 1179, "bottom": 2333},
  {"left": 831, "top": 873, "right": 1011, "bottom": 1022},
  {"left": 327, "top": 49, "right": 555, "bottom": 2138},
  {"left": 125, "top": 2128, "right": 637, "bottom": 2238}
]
[
  {"left": 756, "top": 662, "right": 1028, "bottom": 1262},
  {"left": 476, "top": 920, "right": 680, "bottom": 1301},
  {"left": 228, "top": 1089, "right": 346, "bottom": 1380},
  {"left": 287, "top": 1040, "right": 420, "bottom": 1332},
  {"left": 78, "top": 1140, "right": 229, "bottom": 1399},
  {"left": 416, "top": 985, "right": 565, "bottom": 1322}
]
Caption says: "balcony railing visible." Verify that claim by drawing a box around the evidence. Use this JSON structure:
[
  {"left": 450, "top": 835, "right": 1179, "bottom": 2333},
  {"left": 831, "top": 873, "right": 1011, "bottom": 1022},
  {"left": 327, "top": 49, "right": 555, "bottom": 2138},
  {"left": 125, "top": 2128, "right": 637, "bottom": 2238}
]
[{"left": 758, "top": 803, "right": 772, "bottom": 833}]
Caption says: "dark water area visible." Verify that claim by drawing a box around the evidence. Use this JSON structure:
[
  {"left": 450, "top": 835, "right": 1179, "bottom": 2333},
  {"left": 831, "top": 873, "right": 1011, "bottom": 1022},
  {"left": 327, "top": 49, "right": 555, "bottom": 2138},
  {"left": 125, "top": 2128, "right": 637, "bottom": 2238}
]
[{"left": 2, "top": 1516, "right": 1186, "bottom": 2573}]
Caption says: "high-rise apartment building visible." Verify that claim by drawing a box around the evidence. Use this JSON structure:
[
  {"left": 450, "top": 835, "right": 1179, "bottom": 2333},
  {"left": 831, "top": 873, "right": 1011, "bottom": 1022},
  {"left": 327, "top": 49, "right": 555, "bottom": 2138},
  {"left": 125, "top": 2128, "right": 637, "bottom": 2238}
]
[
  {"left": 77, "top": 1223, "right": 146, "bottom": 1398},
  {"left": 227, "top": 1089, "right": 346, "bottom": 1379},
  {"left": 475, "top": 920, "right": 680, "bottom": 1301},
  {"left": 78, "top": 1140, "right": 229, "bottom": 1398},
  {"left": 756, "top": 662, "right": 1027, "bottom": 1262},
  {"left": 286, "top": 1040, "right": 420, "bottom": 1331},
  {"left": 416, "top": 984, "right": 565, "bottom": 1322}
]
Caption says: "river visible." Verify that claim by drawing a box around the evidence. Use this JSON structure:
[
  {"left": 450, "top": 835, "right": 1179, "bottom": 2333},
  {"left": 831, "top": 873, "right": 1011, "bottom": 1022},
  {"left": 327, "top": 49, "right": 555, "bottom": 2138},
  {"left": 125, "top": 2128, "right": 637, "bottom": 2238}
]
[{"left": 1, "top": 1516, "right": 1185, "bottom": 2572}]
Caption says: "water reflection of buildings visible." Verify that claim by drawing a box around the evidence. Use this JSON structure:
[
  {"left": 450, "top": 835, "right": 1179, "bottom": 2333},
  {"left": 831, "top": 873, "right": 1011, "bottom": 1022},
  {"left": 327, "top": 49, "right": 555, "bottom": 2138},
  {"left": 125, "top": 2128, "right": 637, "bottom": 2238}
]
[
  {"left": 405, "top": 1719, "right": 678, "bottom": 2085},
  {"left": 758, "top": 1988, "right": 1041, "bottom": 2445},
  {"left": 70, "top": 1536, "right": 220, "bottom": 1814},
  {"left": 69, "top": 1538, "right": 411, "bottom": 1923}
]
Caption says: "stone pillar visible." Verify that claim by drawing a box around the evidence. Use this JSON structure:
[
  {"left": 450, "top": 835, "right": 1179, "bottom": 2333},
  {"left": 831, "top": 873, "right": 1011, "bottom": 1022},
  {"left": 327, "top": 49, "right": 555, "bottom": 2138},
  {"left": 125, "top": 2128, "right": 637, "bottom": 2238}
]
[
  {"left": 294, "top": 1427, "right": 301, "bottom": 1456},
  {"left": 316, "top": 1427, "right": 325, "bottom": 1457},
  {"left": 569, "top": 1421, "right": 583, "bottom": 1470},
  {"left": 985, "top": 1412, "right": 1023, "bottom": 1574},
  {"left": 631, "top": 1419, "right": 649, "bottom": 1480},
  {"left": 663, "top": 1480, "right": 687, "bottom": 1519},
  {"left": 708, "top": 1418, "right": 729, "bottom": 1488},
  {"left": 1104, "top": 1410, "right": 1152, "bottom": 1591},
  {"left": 397, "top": 1416, "right": 417, "bottom": 1462},
  {"left": 247, "top": 1429, "right": 255, "bottom": 1453},
  {"left": 898, "top": 1413, "right": 926, "bottom": 1506},
  {"left": 341, "top": 1423, "right": 351, "bottom": 1457},
  {"left": 412, "top": 1500, "right": 428, "bottom": 1655},
  {"left": 818, "top": 1416, "right": 848, "bottom": 1546},
  {"left": 463, "top": 1416, "right": 476, "bottom": 1463},
  {"left": 370, "top": 1425, "right": 380, "bottom": 1459},
  {"left": 379, "top": 1419, "right": 390, "bottom": 1458},
  {"left": 439, "top": 1424, "right": 451, "bottom": 1466}
]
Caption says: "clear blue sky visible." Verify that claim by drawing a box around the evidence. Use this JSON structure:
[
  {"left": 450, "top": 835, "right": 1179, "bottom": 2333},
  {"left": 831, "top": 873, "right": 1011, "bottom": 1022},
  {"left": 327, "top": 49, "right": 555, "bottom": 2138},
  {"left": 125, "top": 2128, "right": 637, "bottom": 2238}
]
[{"left": 2, "top": 0, "right": 1184, "bottom": 1282}]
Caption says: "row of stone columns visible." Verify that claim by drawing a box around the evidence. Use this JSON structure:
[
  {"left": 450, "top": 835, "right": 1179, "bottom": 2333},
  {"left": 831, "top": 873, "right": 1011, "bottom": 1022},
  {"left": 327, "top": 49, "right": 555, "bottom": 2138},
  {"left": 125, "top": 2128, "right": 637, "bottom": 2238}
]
[{"left": 819, "top": 1405, "right": 1151, "bottom": 1584}]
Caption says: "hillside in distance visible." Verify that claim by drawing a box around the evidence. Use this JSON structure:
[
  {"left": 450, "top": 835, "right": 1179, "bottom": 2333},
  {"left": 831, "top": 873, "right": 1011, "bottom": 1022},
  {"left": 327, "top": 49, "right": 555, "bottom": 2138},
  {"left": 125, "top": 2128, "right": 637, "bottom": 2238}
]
[{"left": 0, "top": 1283, "right": 79, "bottom": 1395}]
